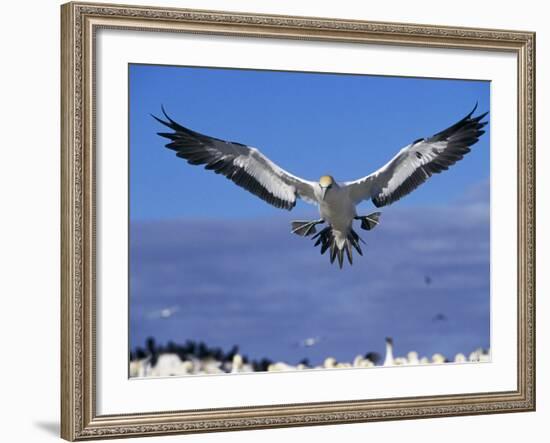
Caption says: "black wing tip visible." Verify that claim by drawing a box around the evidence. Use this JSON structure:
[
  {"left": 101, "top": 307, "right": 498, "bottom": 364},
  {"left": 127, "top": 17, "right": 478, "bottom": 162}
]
[
  {"left": 475, "top": 111, "right": 490, "bottom": 123},
  {"left": 427, "top": 103, "right": 488, "bottom": 144},
  {"left": 151, "top": 112, "right": 170, "bottom": 127},
  {"left": 151, "top": 105, "right": 180, "bottom": 129},
  {"left": 467, "top": 102, "right": 489, "bottom": 122},
  {"left": 460, "top": 102, "right": 488, "bottom": 124},
  {"left": 467, "top": 101, "right": 479, "bottom": 118},
  {"left": 161, "top": 105, "right": 177, "bottom": 124},
  {"left": 157, "top": 104, "right": 168, "bottom": 121}
]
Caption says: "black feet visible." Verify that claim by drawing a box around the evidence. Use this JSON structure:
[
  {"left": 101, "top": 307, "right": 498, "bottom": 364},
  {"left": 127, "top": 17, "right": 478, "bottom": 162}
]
[
  {"left": 355, "top": 212, "right": 381, "bottom": 231},
  {"left": 291, "top": 219, "right": 324, "bottom": 237}
]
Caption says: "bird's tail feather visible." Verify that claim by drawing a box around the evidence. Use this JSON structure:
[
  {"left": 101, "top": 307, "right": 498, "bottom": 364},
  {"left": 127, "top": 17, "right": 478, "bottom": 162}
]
[{"left": 312, "top": 226, "right": 365, "bottom": 269}]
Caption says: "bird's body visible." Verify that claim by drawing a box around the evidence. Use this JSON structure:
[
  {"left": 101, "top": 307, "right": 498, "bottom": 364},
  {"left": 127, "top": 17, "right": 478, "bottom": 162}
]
[
  {"left": 318, "top": 181, "right": 356, "bottom": 247},
  {"left": 153, "top": 104, "right": 488, "bottom": 268}
]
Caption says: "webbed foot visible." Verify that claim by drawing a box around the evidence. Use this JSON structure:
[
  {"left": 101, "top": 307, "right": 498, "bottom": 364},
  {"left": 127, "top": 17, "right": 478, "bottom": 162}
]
[
  {"left": 291, "top": 219, "right": 324, "bottom": 237},
  {"left": 354, "top": 212, "right": 381, "bottom": 231}
]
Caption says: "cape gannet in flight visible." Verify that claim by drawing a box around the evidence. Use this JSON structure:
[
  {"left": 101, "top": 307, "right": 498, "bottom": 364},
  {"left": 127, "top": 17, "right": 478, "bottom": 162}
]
[{"left": 153, "top": 105, "right": 488, "bottom": 268}]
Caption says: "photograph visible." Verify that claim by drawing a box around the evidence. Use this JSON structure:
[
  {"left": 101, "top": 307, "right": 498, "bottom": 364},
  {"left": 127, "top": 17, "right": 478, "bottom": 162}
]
[
  {"left": 128, "top": 64, "right": 491, "bottom": 378},
  {"left": 0, "top": 0, "right": 543, "bottom": 439},
  {"left": 58, "top": 2, "right": 535, "bottom": 439}
]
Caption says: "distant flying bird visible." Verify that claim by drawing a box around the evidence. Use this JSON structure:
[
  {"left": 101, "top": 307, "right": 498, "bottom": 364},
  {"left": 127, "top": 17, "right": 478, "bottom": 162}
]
[
  {"left": 298, "top": 336, "right": 321, "bottom": 348},
  {"left": 153, "top": 105, "right": 488, "bottom": 268},
  {"left": 147, "top": 305, "right": 180, "bottom": 320}
]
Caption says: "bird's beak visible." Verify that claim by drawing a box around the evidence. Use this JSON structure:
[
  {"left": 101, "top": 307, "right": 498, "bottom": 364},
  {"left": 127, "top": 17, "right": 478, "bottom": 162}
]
[{"left": 321, "top": 187, "right": 327, "bottom": 201}]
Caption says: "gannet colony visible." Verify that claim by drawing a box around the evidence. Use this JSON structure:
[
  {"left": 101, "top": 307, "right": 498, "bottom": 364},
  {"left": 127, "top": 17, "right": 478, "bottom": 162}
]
[{"left": 129, "top": 337, "right": 490, "bottom": 378}]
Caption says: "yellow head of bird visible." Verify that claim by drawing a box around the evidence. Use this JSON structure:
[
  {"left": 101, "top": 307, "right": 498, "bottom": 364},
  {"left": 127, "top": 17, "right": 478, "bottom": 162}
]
[{"left": 319, "top": 175, "right": 334, "bottom": 188}]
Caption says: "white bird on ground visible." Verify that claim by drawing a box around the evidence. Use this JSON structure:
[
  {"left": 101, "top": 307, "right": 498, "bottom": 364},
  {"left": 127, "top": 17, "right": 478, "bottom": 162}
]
[
  {"left": 431, "top": 353, "right": 447, "bottom": 364},
  {"left": 231, "top": 354, "right": 244, "bottom": 373},
  {"left": 268, "top": 362, "right": 296, "bottom": 372},
  {"left": 129, "top": 356, "right": 151, "bottom": 378},
  {"left": 383, "top": 337, "right": 395, "bottom": 366},
  {"left": 469, "top": 348, "right": 490, "bottom": 362},
  {"left": 407, "top": 351, "right": 420, "bottom": 365},
  {"left": 454, "top": 353, "right": 467, "bottom": 363},
  {"left": 323, "top": 357, "right": 337, "bottom": 369},
  {"left": 154, "top": 105, "right": 488, "bottom": 267},
  {"left": 353, "top": 355, "right": 374, "bottom": 368},
  {"left": 149, "top": 353, "right": 192, "bottom": 377}
]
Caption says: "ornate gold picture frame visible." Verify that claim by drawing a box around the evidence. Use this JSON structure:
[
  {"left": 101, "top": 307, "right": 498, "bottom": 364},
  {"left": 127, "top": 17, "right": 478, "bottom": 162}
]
[{"left": 61, "top": 1, "right": 535, "bottom": 440}]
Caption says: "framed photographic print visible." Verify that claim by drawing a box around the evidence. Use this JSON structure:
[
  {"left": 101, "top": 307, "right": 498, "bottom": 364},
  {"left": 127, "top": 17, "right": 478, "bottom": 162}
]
[{"left": 61, "top": 1, "right": 536, "bottom": 440}]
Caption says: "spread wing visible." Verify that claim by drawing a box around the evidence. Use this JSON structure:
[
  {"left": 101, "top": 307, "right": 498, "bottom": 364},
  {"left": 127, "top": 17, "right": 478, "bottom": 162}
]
[
  {"left": 153, "top": 108, "right": 318, "bottom": 210},
  {"left": 345, "top": 105, "right": 489, "bottom": 207}
]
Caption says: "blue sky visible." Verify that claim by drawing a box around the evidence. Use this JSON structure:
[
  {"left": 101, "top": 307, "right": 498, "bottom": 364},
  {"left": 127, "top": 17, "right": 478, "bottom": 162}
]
[
  {"left": 129, "top": 64, "right": 490, "bottom": 220},
  {"left": 129, "top": 64, "right": 490, "bottom": 366}
]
